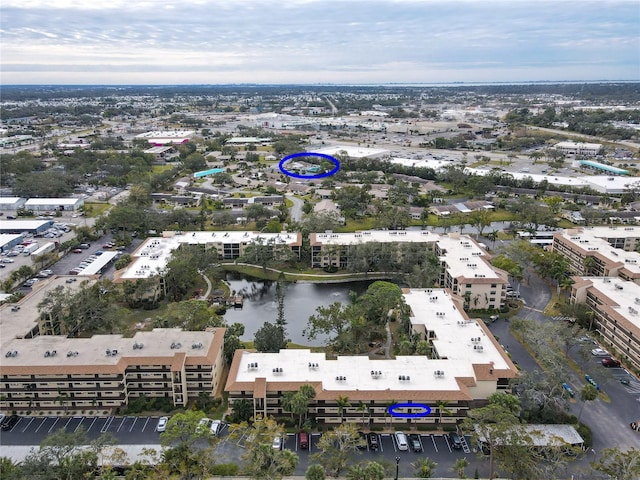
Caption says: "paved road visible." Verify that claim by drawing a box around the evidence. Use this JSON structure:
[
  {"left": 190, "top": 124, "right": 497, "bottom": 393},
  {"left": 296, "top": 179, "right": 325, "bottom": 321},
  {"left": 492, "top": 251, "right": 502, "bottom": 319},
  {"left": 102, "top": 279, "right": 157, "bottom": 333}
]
[{"left": 286, "top": 194, "right": 304, "bottom": 222}]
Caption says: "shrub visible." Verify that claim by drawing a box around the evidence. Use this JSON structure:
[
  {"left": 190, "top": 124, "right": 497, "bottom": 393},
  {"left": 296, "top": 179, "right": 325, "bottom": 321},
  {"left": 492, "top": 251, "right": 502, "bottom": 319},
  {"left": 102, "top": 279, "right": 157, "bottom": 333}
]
[
  {"left": 210, "top": 464, "right": 239, "bottom": 476},
  {"left": 575, "top": 423, "right": 592, "bottom": 448}
]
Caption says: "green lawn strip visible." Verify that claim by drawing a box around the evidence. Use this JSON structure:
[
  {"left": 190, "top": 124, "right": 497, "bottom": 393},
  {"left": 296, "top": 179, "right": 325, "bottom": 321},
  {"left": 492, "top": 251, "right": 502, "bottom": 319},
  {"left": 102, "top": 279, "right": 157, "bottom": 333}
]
[{"left": 221, "top": 263, "right": 393, "bottom": 282}]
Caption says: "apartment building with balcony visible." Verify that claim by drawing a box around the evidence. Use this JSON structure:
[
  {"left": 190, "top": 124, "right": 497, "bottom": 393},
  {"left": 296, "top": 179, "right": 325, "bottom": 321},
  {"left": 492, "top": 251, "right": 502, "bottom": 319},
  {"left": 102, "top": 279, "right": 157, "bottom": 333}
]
[
  {"left": 309, "top": 231, "right": 508, "bottom": 310},
  {"left": 571, "top": 277, "right": 640, "bottom": 371},
  {"left": 551, "top": 227, "right": 640, "bottom": 284},
  {"left": 225, "top": 288, "right": 518, "bottom": 427},
  {"left": 0, "top": 275, "right": 226, "bottom": 416}
]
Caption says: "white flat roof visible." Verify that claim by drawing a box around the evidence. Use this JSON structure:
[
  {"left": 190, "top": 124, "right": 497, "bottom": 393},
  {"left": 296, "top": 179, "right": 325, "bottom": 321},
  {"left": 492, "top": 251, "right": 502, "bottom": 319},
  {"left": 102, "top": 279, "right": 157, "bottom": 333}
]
[
  {"left": 586, "top": 277, "right": 640, "bottom": 331},
  {"left": 76, "top": 251, "right": 119, "bottom": 276},
  {"left": 0, "top": 234, "right": 22, "bottom": 249},
  {"left": 1, "top": 328, "right": 219, "bottom": 368},
  {"left": 313, "top": 229, "right": 438, "bottom": 246},
  {"left": 232, "top": 288, "right": 513, "bottom": 398},
  {"left": 119, "top": 231, "right": 300, "bottom": 281},
  {"left": 557, "top": 230, "right": 640, "bottom": 275},
  {"left": 404, "top": 289, "right": 509, "bottom": 369},
  {"left": 136, "top": 130, "right": 195, "bottom": 139},
  {"left": 24, "top": 198, "right": 82, "bottom": 206},
  {"left": 437, "top": 236, "right": 502, "bottom": 281},
  {"left": 0, "top": 197, "right": 24, "bottom": 205},
  {"left": 575, "top": 225, "right": 640, "bottom": 239},
  {"left": 390, "top": 157, "right": 453, "bottom": 171},
  {"left": 0, "top": 220, "right": 52, "bottom": 231},
  {"left": 315, "top": 145, "right": 388, "bottom": 158}
]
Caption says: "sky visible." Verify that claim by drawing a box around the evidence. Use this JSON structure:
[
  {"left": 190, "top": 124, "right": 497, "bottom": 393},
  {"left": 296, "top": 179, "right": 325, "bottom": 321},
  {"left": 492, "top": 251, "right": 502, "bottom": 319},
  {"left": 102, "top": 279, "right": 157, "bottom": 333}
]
[{"left": 1, "top": 0, "right": 639, "bottom": 85}]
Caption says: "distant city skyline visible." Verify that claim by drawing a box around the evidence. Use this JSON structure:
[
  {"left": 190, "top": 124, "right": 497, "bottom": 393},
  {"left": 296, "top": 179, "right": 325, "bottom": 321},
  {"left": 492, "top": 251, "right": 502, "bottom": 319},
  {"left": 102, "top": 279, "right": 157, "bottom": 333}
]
[{"left": 1, "top": 0, "right": 638, "bottom": 85}]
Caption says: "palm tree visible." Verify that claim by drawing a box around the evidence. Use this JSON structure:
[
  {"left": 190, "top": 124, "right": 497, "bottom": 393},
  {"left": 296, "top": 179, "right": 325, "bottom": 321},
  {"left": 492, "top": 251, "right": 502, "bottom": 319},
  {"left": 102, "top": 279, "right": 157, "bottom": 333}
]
[
  {"left": 412, "top": 457, "right": 437, "bottom": 478},
  {"left": 577, "top": 384, "right": 598, "bottom": 422},
  {"left": 436, "top": 400, "right": 452, "bottom": 425},
  {"left": 336, "top": 396, "right": 351, "bottom": 423},
  {"left": 452, "top": 458, "right": 469, "bottom": 478},
  {"left": 356, "top": 402, "right": 369, "bottom": 427}
]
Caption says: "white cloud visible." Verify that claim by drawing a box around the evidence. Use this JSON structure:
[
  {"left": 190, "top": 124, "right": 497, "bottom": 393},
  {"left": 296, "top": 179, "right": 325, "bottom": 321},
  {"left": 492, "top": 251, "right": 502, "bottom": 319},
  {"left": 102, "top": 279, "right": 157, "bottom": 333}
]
[{"left": 1, "top": 0, "right": 638, "bottom": 84}]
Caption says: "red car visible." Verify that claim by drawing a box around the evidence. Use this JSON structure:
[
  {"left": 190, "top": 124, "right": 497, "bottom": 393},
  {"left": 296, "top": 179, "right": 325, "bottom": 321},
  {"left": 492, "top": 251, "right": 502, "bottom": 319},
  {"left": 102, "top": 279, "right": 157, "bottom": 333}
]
[
  {"left": 602, "top": 358, "right": 621, "bottom": 368},
  {"left": 72, "top": 248, "right": 83, "bottom": 254}
]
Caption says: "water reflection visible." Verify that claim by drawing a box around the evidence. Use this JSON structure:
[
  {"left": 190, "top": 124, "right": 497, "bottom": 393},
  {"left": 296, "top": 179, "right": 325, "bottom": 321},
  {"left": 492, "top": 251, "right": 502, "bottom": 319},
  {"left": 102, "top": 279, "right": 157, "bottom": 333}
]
[{"left": 223, "top": 273, "right": 372, "bottom": 346}]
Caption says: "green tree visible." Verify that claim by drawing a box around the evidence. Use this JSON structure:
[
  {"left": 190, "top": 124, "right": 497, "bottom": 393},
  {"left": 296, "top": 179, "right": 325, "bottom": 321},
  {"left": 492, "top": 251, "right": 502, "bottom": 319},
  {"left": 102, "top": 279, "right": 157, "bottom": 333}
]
[
  {"left": 412, "top": 457, "right": 437, "bottom": 478},
  {"left": 346, "top": 461, "right": 385, "bottom": 480},
  {"left": 577, "top": 383, "right": 598, "bottom": 423},
  {"left": 232, "top": 398, "right": 253, "bottom": 423},
  {"left": 254, "top": 321, "right": 288, "bottom": 352},
  {"left": 336, "top": 395, "right": 351, "bottom": 422},
  {"left": 311, "top": 423, "right": 364, "bottom": 477},
  {"left": 305, "top": 464, "right": 327, "bottom": 480},
  {"left": 590, "top": 447, "right": 640, "bottom": 480},
  {"left": 452, "top": 457, "right": 469, "bottom": 478}
]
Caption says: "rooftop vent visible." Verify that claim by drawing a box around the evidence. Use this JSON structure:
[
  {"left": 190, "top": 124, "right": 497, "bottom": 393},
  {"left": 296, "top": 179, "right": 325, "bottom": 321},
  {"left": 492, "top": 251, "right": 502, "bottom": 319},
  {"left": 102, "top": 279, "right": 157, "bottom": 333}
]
[
  {"left": 248, "top": 362, "right": 259, "bottom": 370},
  {"left": 398, "top": 375, "right": 410, "bottom": 381},
  {"left": 66, "top": 351, "right": 79, "bottom": 357},
  {"left": 272, "top": 367, "right": 283, "bottom": 373},
  {"left": 105, "top": 349, "right": 118, "bottom": 357},
  {"left": 44, "top": 350, "right": 57, "bottom": 357},
  {"left": 434, "top": 370, "right": 445, "bottom": 378},
  {"left": 191, "top": 342, "right": 203, "bottom": 349},
  {"left": 336, "top": 376, "right": 346, "bottom": 381},
  {"left": 371, "top": 370, "right": 382, "bottom": 378},
  {"left": 615, "top": 284, "right": 623, "bottom": 291},
  {"left": 170, "top": 342, "right": 182, "bottom": 349},
  {"left": 5, "top": 350, "right": 18, "bottom": 358},
  {"left": 308, "top": 362, "right": 319, "bottom": 368}
]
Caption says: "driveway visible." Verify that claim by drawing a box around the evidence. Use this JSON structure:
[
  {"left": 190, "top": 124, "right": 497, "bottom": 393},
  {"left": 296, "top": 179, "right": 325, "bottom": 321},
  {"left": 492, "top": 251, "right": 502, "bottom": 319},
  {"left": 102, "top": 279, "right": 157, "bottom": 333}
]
[{"left": 286, "top": 194, "right": 304, "bottom": 222}]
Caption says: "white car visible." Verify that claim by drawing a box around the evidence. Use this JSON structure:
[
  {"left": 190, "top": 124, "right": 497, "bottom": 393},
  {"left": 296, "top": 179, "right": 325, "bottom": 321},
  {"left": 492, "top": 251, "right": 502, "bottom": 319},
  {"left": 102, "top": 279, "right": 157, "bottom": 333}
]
[
  {"left": 591, "top": 348, "right": 609, "bottom": 357},
  {"left": 272, "top": 435, "right": 282, "bottom": 450},
  {"left": 1, "top": 258, "right": 15, "bottom": 263},
  {"left": 157, "top": 416, "right": 168, "bottom": 432},
  {"left": 210, "top": 419, "right": 222, "bottom": 436},
  {"left": 196, "top": 417, "right": 211, "bottom": 434}
]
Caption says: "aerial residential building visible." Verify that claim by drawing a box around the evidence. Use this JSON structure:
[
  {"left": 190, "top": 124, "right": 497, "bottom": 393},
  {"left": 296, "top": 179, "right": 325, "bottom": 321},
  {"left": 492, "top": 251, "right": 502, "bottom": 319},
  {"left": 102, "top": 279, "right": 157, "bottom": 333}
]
[
  {"left": 225, "top": 288, "right": 518, "bottom": 426},
  {"left": 309, "top": 231, "right": 508, "bottom": 310},
  {"left": 571, "top": 277, "right": 640, "bottom": 371},
  {"left": 114, "top": 231, "right": 302, "bottom": 285},
  {"left": 551, "top": 227, "right": 640, "bottom": 283},
  {"left": 0, "top": 276, "right": 226, "bottom": 416}
]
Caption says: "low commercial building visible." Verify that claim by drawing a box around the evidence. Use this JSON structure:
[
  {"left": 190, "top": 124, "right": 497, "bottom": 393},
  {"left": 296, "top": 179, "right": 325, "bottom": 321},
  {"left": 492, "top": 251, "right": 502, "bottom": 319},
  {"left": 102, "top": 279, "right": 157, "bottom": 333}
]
[
  {"left": 135, "top": 130, "right": 194, "bottom": 145},
  {"left": 225, "top": 288, "right": 518, "bottom": 426},
  {"left": 24, "top": 197, "right": 84, "bottom": 212},
  {"left": 554, "top": 141, "right": 602, "bottom": 156},
  {"left": 571, "top": 277, "right": 640, "bottom": 371},
  {"left": 0, "top": 220, "right": 54, "bottom": 235},
  {"left": 0, "top": 197, "right": 26, "bottom": 211},
  {"left": 0, "top": 276, "right": 226, "bottom": 416},
  {"left": 552, "top": 227, "right": 640, "bottom": 283},
  {"left": 475, "top": 424, "right": 584, "bottom": 453},
  {"left": 310, "top": 231, "right": 508, "bottom": 310}
]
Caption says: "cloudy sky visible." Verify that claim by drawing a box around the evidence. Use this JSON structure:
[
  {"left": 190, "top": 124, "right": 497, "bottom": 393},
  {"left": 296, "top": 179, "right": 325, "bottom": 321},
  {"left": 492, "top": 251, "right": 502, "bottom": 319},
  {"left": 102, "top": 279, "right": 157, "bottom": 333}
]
[{"left": 1, "top": 0, "right": 638, "bottom": 85}]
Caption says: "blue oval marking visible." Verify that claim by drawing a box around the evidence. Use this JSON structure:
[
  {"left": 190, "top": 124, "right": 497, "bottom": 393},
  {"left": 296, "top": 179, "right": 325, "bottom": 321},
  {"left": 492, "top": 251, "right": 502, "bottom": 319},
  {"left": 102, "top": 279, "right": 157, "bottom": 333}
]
[
  {"left": 387, "top": 403, "right": 432, "bottom": 418},
  {"left": 278, "top": 152, "right": 341, "bottom": 180}
]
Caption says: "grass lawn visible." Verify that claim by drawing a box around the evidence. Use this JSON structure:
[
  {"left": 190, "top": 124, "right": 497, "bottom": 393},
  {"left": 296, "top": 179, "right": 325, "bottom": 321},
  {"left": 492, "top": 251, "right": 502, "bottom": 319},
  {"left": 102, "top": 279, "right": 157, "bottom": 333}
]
[
  {"left": 152, "top": 165, "right": 175, "bottom": 173},
  {"left": 84, "top": 202, "right": 111, "bottom": 217},
  {"left": 336, "top": 217, "right": 377, "bottom": 232}
]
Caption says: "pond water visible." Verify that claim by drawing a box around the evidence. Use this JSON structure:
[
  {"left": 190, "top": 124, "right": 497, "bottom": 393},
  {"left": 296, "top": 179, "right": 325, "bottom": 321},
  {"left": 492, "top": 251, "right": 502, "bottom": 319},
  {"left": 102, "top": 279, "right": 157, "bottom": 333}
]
[{"left": 223, "top": 273, "right": 373, "bottom": 345}]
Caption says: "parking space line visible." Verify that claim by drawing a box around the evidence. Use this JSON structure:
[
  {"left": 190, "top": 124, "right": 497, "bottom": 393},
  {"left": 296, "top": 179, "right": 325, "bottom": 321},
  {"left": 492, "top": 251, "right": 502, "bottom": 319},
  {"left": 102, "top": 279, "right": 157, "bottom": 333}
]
[
  {"left": 62, "top": 417, "right": 73, "bottom": 430},
  {"left": 74, "top": 417, "right": 85, "bottom": 432},
  {"left": 101, "top": 416, "right": 114, "bottom": 433},
  {"left": 48, "top": 417, "right": 60, "bottom": 433},
  {"left": 443, "top": 434, "right": 452, "bottom": 453},
  {"left": 116, "top": 417, "right": 128, "bottom": 433},
  {"left": 21, "top": 417, "right": 35, "bottom": 433},
  {"left": 129, "top": 417, "right": 138, "bottom": 433},
  {"left": 9, "top": 418, "right": 23, "bottom": 432},
  {"left": 34, "top": 418, "right": 48, "bottom": 433},
  {"left": 86, "top": 417, "right": 98, "bottom": 432},
  {"left": 431, "top": 435, "right": 438, "bottom": 453},
  {"left": 141, "top": 417, "right": 150, "bottom": 432}
]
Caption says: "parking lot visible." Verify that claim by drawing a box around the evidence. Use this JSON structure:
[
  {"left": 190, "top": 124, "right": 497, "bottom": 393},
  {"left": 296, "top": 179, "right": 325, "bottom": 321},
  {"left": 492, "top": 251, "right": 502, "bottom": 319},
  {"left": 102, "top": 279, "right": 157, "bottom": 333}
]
[{"left": 0, "top": 415, "right": 166, "bottom": 445}]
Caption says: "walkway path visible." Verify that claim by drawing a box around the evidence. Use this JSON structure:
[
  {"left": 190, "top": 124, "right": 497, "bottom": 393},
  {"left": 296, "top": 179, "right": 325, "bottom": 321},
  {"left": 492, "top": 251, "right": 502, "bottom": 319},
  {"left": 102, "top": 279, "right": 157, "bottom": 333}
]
[
  {"left": 384, "top": 322, "right": 392, "bottom": 359},
  {"left": 197, "top": 269, "right": 213, "bottom": 300}
]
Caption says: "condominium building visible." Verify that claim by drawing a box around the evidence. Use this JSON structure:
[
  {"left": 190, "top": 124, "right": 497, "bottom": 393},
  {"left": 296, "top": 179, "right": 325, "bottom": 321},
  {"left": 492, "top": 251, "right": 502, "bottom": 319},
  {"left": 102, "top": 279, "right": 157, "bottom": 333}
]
[
  {"left": 114, "top": 231, "right": 302, "bottom": 284},
  {"left": 0, "top": 276, "right": 226, "bottom": 416},
  {"left": 310, "top": 231, "right": 508, "bottom": 310},
  {"left": 225, "top": 288, "right": 518, "bottom": 426},
  {"left": 552, "top": 227, "right": 640, "bottom": 283},
  {"left": 571, "top": 277, "right": 640, "bottom": 371}
]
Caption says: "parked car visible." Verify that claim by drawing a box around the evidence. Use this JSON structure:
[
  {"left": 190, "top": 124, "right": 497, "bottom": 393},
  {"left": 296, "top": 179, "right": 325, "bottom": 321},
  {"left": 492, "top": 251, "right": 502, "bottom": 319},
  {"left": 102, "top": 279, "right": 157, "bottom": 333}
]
[
  {"left": 367, "top": 432, "right": 379, "bottom": 450},
  {"left": 210, "top": 419, "right": 222, "bottom": 436},
  {"left": 602, "top": 357, "right": 621, "bottom": 368},
  {"left": 156, "top": 416, "right": 168, "bottom": 432},
  {"left": 196, "top": 418, "right": 211, "bottom": 434},
  {"left": 78, "top": 243, "right": 91, "bottom": 249},
  {"left": 409, "top": 434, "right": 422, "bottom": 452},
  {"left": 0, "top": 415, "right": 19, "bottom": 431},
  {"left": 591, "top": 348, "right": 609, "bottom": 357},
  {"left": 1, "top": 258, "right": 15, "bottom": 263},
  {"left": 298, "top": 431, "right": 309, "bottom": 450},
  {"left": 72, "top": 248, "right": 83, "bottom": 254},
  {"left": 272, "top": 435, "right": 283, "bottom": 450},
  {"left": 448, "top": 432, "right": 463, "bottom": 449}
]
